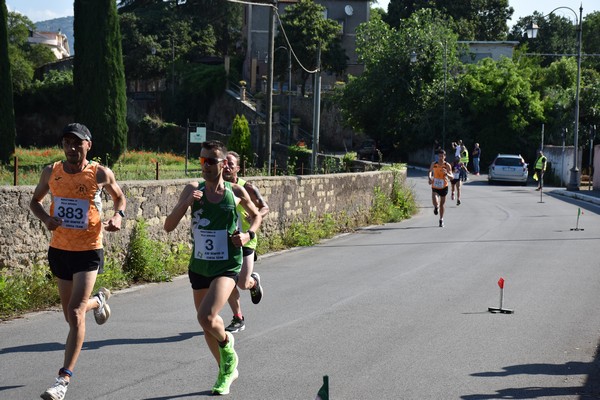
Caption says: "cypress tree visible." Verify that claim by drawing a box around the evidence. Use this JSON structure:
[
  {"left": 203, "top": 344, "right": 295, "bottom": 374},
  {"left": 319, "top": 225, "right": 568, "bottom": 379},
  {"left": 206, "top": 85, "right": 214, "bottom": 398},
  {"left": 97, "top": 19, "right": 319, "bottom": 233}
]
[
  {"left": 228, "top": 115, "right": 253, "bottom": 168},
  {"left": 73, "top": 0, "right": 127, "bottom": 165},
  {"left": 0, "top": 0, "right": 16, "bottom": 165}
]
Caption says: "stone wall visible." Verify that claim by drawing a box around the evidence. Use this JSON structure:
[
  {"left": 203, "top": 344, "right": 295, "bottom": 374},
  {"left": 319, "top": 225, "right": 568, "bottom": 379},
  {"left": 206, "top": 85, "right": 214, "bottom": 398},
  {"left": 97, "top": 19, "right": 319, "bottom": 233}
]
[{"left": 0, "top": 170, "right": 402, "bottom": 273}]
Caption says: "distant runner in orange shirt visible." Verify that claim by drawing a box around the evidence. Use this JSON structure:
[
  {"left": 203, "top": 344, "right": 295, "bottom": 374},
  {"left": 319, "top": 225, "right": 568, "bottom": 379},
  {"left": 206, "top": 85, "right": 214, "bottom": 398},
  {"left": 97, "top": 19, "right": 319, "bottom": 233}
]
[
  {"left": 30, "top": 123, "right": 126, "bottom": 400},
  {"left": 428, "top": 148, "right": 453, "bottom": 227}
]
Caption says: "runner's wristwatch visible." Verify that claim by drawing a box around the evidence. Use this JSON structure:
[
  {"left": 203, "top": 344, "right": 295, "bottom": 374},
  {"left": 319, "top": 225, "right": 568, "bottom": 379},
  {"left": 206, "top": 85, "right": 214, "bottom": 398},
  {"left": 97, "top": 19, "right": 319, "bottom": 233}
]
[{"left": 248, "top": 230, "right": 255, "bottom": 240}]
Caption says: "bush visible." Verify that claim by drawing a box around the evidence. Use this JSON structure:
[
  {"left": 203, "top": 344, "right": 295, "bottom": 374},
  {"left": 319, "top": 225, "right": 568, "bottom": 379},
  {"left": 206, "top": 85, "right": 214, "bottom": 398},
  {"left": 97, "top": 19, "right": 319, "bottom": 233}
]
[
  {"left": 228, "top": 114, "right": 253, "bottom": 166},
  {"left": 124, "top": 218, "right": 188, "bottom": 282},
  {"left": 342, "top": 151, "right": 357, "bottom": 171},
  {"left": 14, "top": 69, "right": 75, "bottom": 116},
  {"left": 288, "top": 145, "right": 311, "bottom": 175},
  {"left": 0, "top": 266, "right": 59, "bottom": 320},
  {"left": 135, "top": 115, "right": 184, "bottom": 153}
]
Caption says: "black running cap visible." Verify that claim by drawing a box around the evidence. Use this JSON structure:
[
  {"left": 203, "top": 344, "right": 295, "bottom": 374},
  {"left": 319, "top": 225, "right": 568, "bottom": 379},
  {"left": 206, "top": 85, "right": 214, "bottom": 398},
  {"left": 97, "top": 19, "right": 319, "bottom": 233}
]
[{"left": 62, "top": 123, "right": 92, "bottom": 141}]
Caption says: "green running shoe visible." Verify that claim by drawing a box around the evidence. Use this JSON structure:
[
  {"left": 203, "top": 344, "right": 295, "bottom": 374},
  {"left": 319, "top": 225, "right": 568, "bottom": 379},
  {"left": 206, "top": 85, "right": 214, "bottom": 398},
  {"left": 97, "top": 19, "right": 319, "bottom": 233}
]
[
  {"left": 212, "top": 368, "right": 239, "bottom": 395},
  {"left": 218, "top": 332, "right": 238, "bottom": 375}
]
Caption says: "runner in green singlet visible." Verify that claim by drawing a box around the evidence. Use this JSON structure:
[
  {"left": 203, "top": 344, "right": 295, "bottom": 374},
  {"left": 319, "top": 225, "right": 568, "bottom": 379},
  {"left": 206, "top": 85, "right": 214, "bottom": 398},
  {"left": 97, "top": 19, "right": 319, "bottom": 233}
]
[{"left": 164, "top": 141, "right": 262, "bottom": 395}]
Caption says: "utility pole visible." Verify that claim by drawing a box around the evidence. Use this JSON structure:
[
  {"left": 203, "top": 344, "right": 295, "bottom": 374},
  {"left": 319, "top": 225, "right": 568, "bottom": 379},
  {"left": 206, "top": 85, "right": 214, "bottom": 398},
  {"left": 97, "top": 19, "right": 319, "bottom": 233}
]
[
  {"left": 311, "top": 44, "right": 321, "bottom": 174},
  {"left": 266, "top": 1, "right": 276, "bottom": 175}
]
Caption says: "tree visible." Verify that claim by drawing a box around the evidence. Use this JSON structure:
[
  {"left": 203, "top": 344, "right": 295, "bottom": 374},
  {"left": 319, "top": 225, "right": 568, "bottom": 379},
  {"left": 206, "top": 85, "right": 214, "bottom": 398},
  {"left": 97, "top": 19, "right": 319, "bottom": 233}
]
[
  {"left": 339, "top": 9, "right": 459, "bottom": 157},
  {"left": 385, "top": 0, "right": 428, "bottom": 27},
  {"left": 74, "top": 0, "right": 128, "bottom": 165},
  {"left": 385, "top": 0, "right": 513, "bottom": 40},
  {"left": 579, "top": 68, "right": 600, "bottom": 135},
  {"left": 438, "top": 0, "right": 513, "bottom": 40},
  {"left": 0, "top": 0, "right": 16, "bottom": 164},
  {"left": 455, "top": 57, "right": 544, "bottom": 164},
  {"left": 275, "top": 0, "right": 345, "bottom": 95},
  {"left": 509, "top": 12, "right": 578, "bottom": 67},
  {"left": 7, "top": 11, "right": 55, "bottom": 94},
  {"left": 582, "top": 11, "right": 600, "bottom": 71},
  {"left": 228, "top": 114, "right": 253, "bottom": 167},
  {"left": 117, "top": 0, "right": 242, "bottom": 124},
  {"left": 119, "top": 2, "right": 220, "bottom": 82}
]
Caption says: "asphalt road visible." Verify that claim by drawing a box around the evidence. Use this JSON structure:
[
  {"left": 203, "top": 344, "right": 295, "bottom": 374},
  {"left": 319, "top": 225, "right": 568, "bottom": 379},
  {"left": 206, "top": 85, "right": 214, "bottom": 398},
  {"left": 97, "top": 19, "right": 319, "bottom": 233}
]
[{"left": 2, "top": 170, "right": 600, "bottom": 399}]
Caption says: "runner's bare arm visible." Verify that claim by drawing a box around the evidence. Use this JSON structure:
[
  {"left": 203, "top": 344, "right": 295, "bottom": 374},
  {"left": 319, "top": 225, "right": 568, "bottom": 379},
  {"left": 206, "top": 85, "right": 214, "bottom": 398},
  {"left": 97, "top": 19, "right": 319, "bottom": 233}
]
[
  {"left": 29, "top": 165, "right": 62, "bottom": 231},
  {"left": 232, "top": 184, "right": 262, "bottom": 246},
  {"left": 97, "top": 166, "right": 126, "bottom": 231},
  {"left": 428, "top": 162, "right": 435, "bottom": 184},
  {"left": 244, "top": 181, "right": 269, "bottom": 218}
]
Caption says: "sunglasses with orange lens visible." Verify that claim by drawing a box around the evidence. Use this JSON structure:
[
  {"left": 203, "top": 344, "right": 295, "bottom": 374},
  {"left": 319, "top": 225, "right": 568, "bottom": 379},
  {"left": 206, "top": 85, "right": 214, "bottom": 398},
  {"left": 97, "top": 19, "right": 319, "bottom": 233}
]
[{"left": 200, "top": 157, "right": 224, "bottom": 166}]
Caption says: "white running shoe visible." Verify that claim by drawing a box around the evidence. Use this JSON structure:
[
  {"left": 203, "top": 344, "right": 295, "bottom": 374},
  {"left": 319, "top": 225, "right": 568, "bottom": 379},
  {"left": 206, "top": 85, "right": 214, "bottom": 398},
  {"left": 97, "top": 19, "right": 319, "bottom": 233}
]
[
  {"left": 41, "top": 376, "right": 69, "bottom": 400},
  {"left": 93, "top": 287, "right": 111, "bottom": 325}
]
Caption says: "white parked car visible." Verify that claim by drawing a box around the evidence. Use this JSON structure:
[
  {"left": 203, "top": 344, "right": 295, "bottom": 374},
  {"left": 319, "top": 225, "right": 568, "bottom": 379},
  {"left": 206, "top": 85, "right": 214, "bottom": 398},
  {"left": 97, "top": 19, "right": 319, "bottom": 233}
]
[{"left": 488, "top": 154, "right": 528, "bottom": 185}]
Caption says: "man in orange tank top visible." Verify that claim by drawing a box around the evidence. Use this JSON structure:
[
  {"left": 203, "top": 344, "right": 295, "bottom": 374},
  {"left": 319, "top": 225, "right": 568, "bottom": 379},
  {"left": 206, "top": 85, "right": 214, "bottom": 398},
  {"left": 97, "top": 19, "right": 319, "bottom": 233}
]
[
  {"left": 428, "top": 148, "right": 453, "bottom": 227},
  {"left": 30, "top": 123, "right": 126, "bottom": 400}
]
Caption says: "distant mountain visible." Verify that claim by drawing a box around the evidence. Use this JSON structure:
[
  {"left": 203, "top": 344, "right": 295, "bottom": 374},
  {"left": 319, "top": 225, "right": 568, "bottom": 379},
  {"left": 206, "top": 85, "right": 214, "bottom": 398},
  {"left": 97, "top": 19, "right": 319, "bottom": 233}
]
[{"left": 35, "top": 16, "right": 75, "bottom": 55}]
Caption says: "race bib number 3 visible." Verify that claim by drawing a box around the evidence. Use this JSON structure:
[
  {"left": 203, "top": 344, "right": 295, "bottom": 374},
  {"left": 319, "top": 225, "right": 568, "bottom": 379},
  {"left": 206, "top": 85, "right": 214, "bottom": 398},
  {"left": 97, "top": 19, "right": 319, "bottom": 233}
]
[
  {"left": 53, "top": 197, "right": 89, "bottom": 230},
  {"left": 193, "top": 229, "right": 229, "bottom": 261}
]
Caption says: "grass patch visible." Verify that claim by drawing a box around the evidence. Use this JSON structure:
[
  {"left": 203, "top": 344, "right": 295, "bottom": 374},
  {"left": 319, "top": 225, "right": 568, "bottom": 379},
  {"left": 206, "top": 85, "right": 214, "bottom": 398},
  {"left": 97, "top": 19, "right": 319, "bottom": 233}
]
[
  {"left": 0, "top": 266, "right": 59, "bottom": 319},
  {"left": 0, "top": 147, "right": 206, "bottom": 185}
]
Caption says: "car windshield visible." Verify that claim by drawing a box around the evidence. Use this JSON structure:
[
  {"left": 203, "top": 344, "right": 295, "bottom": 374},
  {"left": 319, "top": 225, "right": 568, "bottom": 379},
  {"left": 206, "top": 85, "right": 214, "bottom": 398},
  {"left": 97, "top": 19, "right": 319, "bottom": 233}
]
[{"left": 495, "top": 157, "right": 523, "bottom": 167}]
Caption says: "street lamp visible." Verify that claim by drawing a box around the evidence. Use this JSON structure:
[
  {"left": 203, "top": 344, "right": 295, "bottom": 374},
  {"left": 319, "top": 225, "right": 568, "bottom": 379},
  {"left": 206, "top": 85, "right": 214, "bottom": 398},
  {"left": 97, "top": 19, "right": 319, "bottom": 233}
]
[
  {"left": 274, "top": 46, "right": 292, "bottom": 144},
  {"left": 526, "top": 5, "right": 583, "bottom": 191}
]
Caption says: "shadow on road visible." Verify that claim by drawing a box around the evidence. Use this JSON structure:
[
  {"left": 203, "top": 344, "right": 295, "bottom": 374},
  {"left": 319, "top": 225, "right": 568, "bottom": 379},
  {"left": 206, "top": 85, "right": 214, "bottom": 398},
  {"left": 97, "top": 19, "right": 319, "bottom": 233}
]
[
  {"left": 142, "top": 390, "right": 213, "bottom": 399},
  {"left": 463, "top": 345, "right": 600, "bottom": 399},
  {"left": 0, "top": 331, "right": 202, "bottom": 355}
]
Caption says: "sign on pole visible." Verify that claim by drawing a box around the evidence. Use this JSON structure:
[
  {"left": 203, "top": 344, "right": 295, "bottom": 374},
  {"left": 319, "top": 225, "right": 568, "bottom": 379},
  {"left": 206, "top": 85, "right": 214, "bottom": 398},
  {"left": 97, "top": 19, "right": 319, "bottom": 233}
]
[
  {"left": 190, "top": 126, "right": 206, "bottom": 143},
  {"left": 186, "top": 121, "right": 206, "bottom": 175}
]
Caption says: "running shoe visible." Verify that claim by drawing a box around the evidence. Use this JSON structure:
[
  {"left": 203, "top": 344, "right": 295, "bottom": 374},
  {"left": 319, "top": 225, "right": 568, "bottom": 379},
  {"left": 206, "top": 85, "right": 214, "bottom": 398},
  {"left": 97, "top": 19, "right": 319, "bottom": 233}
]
[
  {"left": 249, "top": 272, "right": 263, "bottom": 304},
  {"left": 225, "top": 316, "right": 245, "bottom": 333},
  {"left": 41, "top": 376, "right": 69, "bottom": 400},
  {"left": 212, "top": 368, "right": 239, "bottom": 395},
  {"left": 451, "top": 192, "right": 455, "bottom": 200},
  {"left": 93, "top": 287, "right": 111, "bottom": 325},
  {"left": 434, "top": 206, "right": 438, "bottom": 216},
  {"left": 439, "top": 219, "right": 444, "bottom": 228},
  {"left": 213, "top": 332, "right": 239, "bottom": 395},
  {"left": 457, "top": 199, "right": 461, "bottom": 206}
]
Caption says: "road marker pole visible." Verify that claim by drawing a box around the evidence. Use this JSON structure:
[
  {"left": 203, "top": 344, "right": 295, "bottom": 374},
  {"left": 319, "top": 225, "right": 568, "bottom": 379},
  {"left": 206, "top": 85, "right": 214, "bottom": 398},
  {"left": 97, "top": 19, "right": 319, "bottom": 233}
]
[
  {"left": 570, "top": 207, "right": 585, "bottom": 231},
  {"left": 488, "top": 277, "right": 514, "bottom": 314}
]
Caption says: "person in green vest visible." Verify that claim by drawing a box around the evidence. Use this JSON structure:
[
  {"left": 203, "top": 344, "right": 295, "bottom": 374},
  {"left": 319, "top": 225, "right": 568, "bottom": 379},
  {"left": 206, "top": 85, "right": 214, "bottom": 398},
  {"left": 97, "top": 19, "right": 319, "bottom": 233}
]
[
  {"left": 534, "top": 150, "right": 547, "bottom": 191},
  {"left": 460, "top": 143, "right": 469, "bottom": 181},
  {"left": 223, "top": 151, "right": 269, "bottom": 334},
  {"left": 164, "top": 140, "right": 263, "bottom": 395}
]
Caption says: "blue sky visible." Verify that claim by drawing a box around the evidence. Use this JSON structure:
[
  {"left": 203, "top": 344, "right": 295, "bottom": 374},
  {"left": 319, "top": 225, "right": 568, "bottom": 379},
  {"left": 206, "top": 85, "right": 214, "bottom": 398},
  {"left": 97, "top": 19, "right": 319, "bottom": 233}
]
[
  {"left": 7, "top": 0, "right": 75, "bottom": 22},
  {"left": 6, "top": 0, "right": 598, "bottom": 24}
]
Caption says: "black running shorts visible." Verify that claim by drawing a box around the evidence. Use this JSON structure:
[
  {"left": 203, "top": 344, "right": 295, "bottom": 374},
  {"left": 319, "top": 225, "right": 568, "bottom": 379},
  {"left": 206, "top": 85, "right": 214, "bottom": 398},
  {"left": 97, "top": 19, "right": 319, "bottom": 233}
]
[{"left": 48, "top": 247, "right": 104, "bottom": 280}]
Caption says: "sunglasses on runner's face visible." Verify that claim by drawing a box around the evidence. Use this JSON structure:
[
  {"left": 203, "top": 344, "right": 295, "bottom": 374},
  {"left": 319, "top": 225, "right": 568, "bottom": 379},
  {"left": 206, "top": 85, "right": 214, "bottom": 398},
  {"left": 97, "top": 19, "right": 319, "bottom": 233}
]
[{"left": 200, "top": 157, "right": 224, "bottom": 166}]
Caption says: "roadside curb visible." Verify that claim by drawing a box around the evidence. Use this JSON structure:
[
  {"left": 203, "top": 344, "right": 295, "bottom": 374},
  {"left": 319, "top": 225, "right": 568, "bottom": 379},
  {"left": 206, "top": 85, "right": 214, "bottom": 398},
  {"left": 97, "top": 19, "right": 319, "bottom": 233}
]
[{"left": 549, "top": 189, "right": 600, "bottom": 206}]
